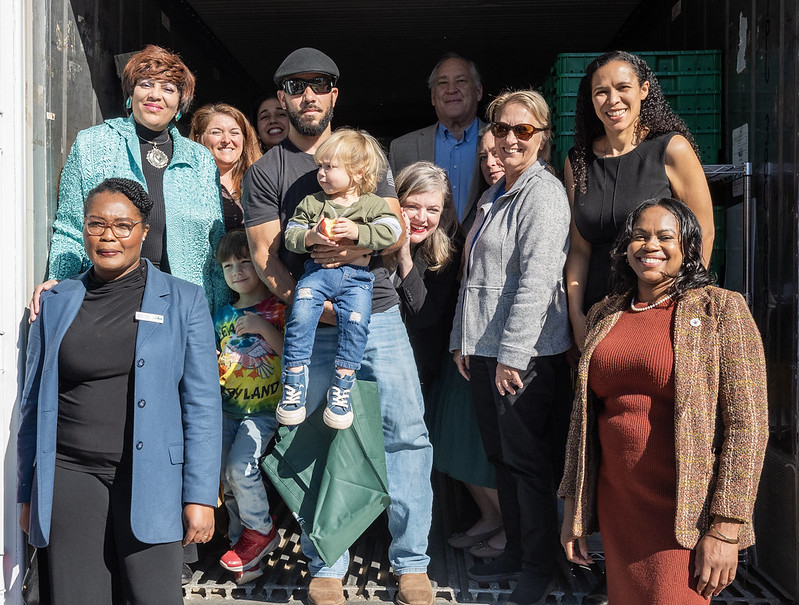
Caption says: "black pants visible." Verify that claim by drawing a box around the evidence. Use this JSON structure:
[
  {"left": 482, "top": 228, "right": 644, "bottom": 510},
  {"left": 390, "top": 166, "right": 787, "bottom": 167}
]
[
  {"left": 469, "top": 354, "right": 572, "bottom": 575},
  {"left": 48, "top": 465, "right": 183, "bottom": 605}
]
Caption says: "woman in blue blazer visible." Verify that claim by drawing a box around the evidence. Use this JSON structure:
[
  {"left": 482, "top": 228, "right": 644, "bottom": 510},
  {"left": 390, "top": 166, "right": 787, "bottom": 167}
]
[{"left": 18, "top": 178, "right": 222, "bottom": 604}]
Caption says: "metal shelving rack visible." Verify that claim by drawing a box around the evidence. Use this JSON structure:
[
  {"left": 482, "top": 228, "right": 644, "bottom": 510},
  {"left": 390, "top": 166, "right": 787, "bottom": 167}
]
[{"left": 703, "top": 163, "right": 754, "bottom": 305}]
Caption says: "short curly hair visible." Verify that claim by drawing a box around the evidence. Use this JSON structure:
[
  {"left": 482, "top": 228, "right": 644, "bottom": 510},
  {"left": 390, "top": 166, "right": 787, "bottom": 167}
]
[
  {"left": 84, "top": 178, "right": 154, "bottom": 224},
  {"left": 609, "top": 197, "right": 714, "bottom": 299},
  {"left": 570, "top": 51, "right": 699, "bottom": 194},
  {"left": 121, "top": 45, "right": 196, "bottom": 114}
]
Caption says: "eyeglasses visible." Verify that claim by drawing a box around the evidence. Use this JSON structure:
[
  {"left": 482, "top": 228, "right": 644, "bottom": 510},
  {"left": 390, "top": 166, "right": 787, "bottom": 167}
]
[
  {"left": 84, "top": 219, "right": 143, "bottom": 238},
  {"left": 490, "top": 122, "right": 548, "bottom": 141},
  {"left": 281, "top": 76, "right": 336, "bottom": 96}
]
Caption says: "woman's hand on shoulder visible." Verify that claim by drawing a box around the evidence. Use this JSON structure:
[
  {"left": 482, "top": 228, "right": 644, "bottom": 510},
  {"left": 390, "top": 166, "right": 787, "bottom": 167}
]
[
  {"left": 28, "top": 279, "right": 59, "bottom": 322},
  {"left": 694, "top": 518, "right": 742, "bottom": 598},
  {"left": 182, "top": 503, "right": 215, "bottom": 546}
]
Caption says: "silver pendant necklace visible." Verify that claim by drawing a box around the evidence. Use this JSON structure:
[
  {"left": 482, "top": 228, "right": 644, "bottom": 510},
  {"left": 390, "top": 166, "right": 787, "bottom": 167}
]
[
  {"left": 630, "top": 292, "right": 675, "bottom": 312},
  {"left": 138, "top": 131, "right": 170, "bottom": 169}
]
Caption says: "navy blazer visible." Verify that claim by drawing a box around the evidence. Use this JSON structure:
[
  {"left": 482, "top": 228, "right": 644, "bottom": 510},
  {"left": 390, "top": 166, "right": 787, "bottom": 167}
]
[{"left": 17, "top": 260, "right": 222, "bottom": 547}]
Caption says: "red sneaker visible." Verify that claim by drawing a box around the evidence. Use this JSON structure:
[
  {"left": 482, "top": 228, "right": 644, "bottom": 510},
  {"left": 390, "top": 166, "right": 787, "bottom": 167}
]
[{"left": 219, "top": 525, "right": 280, "bottom": 572}]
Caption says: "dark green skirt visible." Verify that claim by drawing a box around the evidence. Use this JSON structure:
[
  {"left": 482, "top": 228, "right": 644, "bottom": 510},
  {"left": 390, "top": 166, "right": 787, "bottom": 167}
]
[{"left": 427, "top": 355, "right": 496, "bottom": 489}]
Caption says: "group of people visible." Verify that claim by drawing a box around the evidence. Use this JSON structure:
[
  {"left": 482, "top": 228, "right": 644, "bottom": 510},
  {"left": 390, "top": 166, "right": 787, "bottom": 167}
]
[{"left": 17, "top": 41, "right": 769, "bottom": 605}]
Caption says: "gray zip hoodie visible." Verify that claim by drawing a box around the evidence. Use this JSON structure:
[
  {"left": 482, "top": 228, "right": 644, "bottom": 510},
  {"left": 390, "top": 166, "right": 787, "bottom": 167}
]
[{"left": 449, "top": 160, "right": 571, "bottom": 369}]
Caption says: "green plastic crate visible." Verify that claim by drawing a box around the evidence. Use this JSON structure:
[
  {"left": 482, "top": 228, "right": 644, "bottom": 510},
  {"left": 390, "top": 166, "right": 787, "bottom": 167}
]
[
  {"left": 668, "top": 91, "right": 720, "bottom": 112},
  {"left": 657, "top": 72, "right": 721, "bottom": 93},
  {"left": 553, "top": 74, "right": 583, "bottom": 96},
  {"left": 550, "top": 50, "right": 721, "bottom": 77},
  {"left": 678, "top": 111, "right": 722, "bottom": 132}
]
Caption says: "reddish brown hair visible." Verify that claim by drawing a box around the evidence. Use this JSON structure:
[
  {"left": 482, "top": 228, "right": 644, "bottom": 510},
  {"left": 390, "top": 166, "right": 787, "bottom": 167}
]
[
  {"left": 121, "top": 45, "right": 196, "bottom": 113},
  {"left": 190, "top": 103, "right": 262, "bottom": 194}
]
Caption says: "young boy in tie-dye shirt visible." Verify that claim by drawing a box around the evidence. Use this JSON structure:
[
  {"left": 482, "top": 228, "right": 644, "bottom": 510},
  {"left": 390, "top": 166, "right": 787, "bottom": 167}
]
[{"left": 213, "top": 230, "right": 285, "bottom": 583}]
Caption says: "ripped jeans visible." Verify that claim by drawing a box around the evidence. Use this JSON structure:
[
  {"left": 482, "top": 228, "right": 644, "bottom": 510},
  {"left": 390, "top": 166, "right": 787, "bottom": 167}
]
[{"left": 282, "top": 260, "right": 374, "bottom": 370}]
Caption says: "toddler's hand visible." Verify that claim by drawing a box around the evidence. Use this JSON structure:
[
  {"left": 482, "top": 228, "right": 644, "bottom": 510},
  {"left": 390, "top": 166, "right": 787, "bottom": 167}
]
[
  {"left": 331, "top": 217, "right": 359, "bottom": 241},
  {"left": 306, "top": 226, "right": 336, "bottom": 248}
]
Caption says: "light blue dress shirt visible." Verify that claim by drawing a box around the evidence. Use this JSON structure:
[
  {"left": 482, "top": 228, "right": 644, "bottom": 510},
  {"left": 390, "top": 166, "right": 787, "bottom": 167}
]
[{"left": 435, "top": 118, "right": 479, "bottom": 220}]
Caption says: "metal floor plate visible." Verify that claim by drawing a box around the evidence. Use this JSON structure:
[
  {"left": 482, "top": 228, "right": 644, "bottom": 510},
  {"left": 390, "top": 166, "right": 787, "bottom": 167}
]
[{"left": 184, "top": 474, "right": 792, "bottom": 604}]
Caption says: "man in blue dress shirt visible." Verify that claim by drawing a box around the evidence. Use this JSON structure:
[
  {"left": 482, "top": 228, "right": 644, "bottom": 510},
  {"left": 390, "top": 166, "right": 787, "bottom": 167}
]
[{"left": 389, "top": 53, "right": 485, "bottom": 228}]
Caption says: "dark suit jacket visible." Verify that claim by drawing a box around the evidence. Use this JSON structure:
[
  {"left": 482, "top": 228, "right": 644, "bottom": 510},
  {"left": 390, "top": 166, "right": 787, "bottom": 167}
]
[
  {"left": 388, "top": 120, "right": 486, "bottom": 229},
  {"left": 18, "top": 260, "right": 222, "bottom": 547}
]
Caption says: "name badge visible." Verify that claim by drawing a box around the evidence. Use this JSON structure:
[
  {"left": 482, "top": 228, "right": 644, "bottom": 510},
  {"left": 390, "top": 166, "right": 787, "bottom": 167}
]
[{"left": 135, "top": 312, "right": 164, "bottom": 324}]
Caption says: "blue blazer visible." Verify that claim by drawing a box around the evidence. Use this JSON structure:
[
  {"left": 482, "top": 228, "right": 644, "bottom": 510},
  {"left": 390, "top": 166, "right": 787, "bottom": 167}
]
[{"left": 17, "top": 260, "right": 222, "bottom": 547}]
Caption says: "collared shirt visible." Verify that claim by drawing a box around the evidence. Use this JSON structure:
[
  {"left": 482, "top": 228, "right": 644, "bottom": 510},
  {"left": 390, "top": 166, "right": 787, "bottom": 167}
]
[{"left": 435, "top": 118, "right": 479, "bottom": 220}]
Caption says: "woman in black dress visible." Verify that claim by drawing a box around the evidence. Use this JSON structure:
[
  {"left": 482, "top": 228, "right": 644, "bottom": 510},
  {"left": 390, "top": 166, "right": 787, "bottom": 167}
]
[{"left": 564, "top": 51, "right": 714, "bottom": 350}]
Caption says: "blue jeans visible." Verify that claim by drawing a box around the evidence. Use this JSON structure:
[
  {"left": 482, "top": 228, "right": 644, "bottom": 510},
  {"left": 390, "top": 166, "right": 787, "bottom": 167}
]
[
  {"left": 299, "top": 305, "right": 433, "bottom": 576},
  {"left": 221, "top": 413, "right": 279, "bottom": 545},
  {"left": 283, "top": 262, "right": 374, "bottom": 371}
]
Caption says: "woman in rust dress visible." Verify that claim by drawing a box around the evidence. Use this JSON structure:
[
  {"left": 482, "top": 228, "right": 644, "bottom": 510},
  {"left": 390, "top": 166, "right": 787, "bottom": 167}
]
[{"left": 559, "top": 198, "right": 769, "bottom": 604}]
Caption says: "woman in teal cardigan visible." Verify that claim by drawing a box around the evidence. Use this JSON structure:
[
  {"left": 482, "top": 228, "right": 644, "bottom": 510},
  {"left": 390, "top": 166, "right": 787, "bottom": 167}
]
[{"left": 30, "top": 45, "right": 227, "bottom": 317}]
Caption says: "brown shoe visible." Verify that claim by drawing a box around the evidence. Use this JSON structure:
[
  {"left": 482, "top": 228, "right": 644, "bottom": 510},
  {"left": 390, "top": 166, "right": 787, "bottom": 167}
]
[
  {"left": 396, "top": 572, "right": 434, "bottom": 605},
  {"left": 307, "top": 577, "right": 345, "bottom": 605}
]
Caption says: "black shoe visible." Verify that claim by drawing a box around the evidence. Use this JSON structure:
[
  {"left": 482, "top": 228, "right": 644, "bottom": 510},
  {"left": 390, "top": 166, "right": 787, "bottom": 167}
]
[
  {"left": 584, "top": 575, "right": 608, "bottom": 605},
  {"left": 506, "top": 570, "right": 554, "bottom": 605},
  {"left": 468, "top": 552, "right": 521, "bottom": 582},
  {"left": 181, "top": 563, "right": 193, "bottom": 585}
]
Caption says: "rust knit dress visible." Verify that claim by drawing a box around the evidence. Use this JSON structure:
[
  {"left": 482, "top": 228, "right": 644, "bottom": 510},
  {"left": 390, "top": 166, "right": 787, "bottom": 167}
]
[{"left": 588, "top": 300, "right": 706, "bottom": 605}]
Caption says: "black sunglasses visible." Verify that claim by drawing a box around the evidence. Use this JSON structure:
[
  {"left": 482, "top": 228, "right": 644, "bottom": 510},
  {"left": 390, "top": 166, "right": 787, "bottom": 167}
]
[
  {"left": 490, "top": 122, "right": 548, "bottom": 141},
  {"left": 281, "top": 76, "right": 336, "bottom": 96}
]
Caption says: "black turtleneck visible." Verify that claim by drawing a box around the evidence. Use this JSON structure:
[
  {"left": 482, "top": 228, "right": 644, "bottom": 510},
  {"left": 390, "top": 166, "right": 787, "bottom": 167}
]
[
  {"left": 56, "top": 262, "right": 147, "bottom": 472},
  {"left": 136, "top": 122, "right": 173, "bottom": 273}
]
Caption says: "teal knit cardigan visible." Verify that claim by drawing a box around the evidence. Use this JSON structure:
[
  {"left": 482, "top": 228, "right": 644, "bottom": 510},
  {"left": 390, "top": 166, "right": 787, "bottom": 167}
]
[{"left": 47, "top": 116, "right": 228, "bottom": 313}]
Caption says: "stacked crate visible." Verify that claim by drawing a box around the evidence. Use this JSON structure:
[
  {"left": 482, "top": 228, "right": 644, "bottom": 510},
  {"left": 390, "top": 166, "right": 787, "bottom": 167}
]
[{"left": 542, "top": 51, "right": 722, "bottom": 171}]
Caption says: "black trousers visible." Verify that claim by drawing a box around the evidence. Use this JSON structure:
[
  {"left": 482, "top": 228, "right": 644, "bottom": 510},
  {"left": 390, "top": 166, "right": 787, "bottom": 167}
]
[
  {"left": 47, "top": 465, "right": 183, "bottom": 605},
  {"left": 469, "top": 354, "right": 572, "bottom": 575}
]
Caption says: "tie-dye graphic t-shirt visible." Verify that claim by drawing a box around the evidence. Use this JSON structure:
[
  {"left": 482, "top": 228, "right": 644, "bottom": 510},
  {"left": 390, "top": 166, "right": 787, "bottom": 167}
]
[{"left": 214, "top": 297, "right": 285, "bottom": 417}]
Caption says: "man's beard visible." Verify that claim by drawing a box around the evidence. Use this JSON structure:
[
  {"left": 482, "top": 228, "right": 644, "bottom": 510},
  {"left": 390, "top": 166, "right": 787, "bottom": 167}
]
[{"left": 287, "top": 103, "right": 334, "bottom": 137}]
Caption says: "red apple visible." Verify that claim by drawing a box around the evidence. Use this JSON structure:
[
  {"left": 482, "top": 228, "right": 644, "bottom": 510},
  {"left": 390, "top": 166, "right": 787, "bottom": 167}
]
[{"left": 318, "top": 217, "right": 336, "bottom": 239}]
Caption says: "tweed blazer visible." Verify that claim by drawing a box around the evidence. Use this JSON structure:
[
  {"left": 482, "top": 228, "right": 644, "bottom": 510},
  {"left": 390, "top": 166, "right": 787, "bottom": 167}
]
[
  {"left": 47, "top": 116, "right": 228, "bottom": 313},
  {"left": 388, "top": 120, "right": 486, "bottom": 229},
  {"left": 558, "top": 286, "right": 769, "bottom": 549}
]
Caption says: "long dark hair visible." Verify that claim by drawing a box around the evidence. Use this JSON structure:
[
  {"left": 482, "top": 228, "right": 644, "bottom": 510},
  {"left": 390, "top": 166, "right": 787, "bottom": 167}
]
[
  {"left": 571, "top": 51, "right": 699, "bottom": 194},
  {"left": 609, "top": 197, "right": 714, "bottom": 299}
]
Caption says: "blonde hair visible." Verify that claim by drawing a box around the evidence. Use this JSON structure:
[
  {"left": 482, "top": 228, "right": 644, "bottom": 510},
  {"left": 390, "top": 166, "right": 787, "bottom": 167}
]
[
  {"left": 313, "top": 128, "right": 387, "bottom": 194},
  {"left": 190, "top": 103, "right": 262, "bottom": 195},
  {"left": 395, "top": 161, "right": 459, "bottom": 272},
  {"left": 486, "top": 89, "right": 552, "bottom": 162}
]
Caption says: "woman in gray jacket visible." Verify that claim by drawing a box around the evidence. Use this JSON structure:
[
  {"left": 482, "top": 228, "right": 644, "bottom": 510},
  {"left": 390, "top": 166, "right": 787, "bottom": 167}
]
[{"left": 450, "top": 90, "right": 572, "bottom": 605}]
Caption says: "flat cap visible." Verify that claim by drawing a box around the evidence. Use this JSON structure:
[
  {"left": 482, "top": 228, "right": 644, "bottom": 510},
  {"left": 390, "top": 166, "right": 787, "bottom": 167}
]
[{"left": 273, "top": 48, "right": 340, "bottom": 86}]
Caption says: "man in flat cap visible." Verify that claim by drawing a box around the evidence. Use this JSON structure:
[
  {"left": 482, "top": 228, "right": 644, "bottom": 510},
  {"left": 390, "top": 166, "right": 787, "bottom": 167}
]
[
  {"left": 389, "top": 53, "right": 485, "bottom": 229},
  {"left": 242, "top": 47, "right": 434, "bottom": 605}
]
